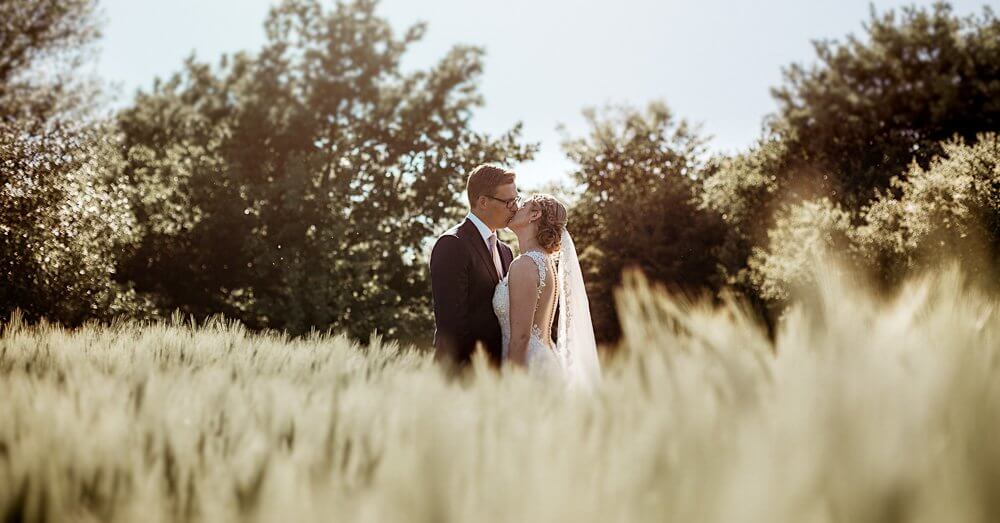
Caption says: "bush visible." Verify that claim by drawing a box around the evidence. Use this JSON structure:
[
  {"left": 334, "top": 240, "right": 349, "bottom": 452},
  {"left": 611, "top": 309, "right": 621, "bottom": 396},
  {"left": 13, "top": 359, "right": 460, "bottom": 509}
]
[
  {"left": 0, "top": 127, "right": 142, "bottom": 323},
  {"left": 856, "top": 133, "right": 1000, "bottom": 287},
  {"left": 751, "top": 134, "right": 1000, "bottom": 301},
  {"left": 748, "top": 198, "right": 855, "bottom": 302},
  {"left": 0, "top": 0, "right": 144, "bottom": 324}
]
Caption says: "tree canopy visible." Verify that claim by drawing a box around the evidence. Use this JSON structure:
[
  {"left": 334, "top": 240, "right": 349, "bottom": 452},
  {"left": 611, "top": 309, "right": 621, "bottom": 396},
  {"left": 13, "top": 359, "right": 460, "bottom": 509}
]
[
  {"left": 565, "top": 103, "right": 728, "bottom": 342},
  {"left": 770, "top": 3, "right": 1000, "bottom": 208},
  {"left": 116, "top": 0, "right": 535, "bottom": 340}
]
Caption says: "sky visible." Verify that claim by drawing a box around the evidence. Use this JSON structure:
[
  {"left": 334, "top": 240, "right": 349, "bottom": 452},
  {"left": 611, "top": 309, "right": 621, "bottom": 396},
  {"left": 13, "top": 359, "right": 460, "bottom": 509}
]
[{"left": 93, "top": 0, "right": 992, "bottom": 188}]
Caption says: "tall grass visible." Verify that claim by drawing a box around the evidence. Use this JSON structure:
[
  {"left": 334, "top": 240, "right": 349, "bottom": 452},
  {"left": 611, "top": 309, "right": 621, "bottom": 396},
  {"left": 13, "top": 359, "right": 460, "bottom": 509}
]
[{"left": 2, "top": 263, "right": 1000, "bottom": 522}]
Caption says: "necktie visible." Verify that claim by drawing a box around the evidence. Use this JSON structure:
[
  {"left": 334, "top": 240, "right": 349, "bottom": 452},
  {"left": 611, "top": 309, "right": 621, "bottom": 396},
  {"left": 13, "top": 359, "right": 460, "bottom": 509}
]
[{"left": 488, "top": 234, "right": 503, "bottom": 279}]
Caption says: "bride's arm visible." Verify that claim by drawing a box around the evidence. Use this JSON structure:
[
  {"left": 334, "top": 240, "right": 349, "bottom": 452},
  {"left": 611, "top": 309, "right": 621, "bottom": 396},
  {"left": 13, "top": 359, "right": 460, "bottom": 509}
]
[{"left": 506, "top": 258, "right": 540, "bottom": 368}]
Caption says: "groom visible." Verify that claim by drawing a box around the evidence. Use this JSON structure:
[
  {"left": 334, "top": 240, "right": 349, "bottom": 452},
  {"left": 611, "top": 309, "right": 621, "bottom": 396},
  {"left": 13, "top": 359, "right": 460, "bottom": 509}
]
[{"left": 430, "top": 164, "right": 519, "bottom": 373}]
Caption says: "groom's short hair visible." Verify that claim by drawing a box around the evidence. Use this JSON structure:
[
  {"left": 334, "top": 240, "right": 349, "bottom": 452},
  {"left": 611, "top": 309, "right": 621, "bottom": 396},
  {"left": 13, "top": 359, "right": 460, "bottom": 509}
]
[{"left": 466, "top": 164, "right": 516, "bottom": 207}]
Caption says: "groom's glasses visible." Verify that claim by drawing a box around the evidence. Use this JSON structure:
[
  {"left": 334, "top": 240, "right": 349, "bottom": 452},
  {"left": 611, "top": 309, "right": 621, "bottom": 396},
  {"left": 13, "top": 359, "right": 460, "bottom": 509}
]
[{"left": 486, "top": 195, "right": 523, "bottom": 211}]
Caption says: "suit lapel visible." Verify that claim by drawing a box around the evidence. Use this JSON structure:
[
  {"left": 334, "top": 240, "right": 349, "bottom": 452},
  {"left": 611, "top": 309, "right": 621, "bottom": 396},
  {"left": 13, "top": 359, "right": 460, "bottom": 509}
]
[{"left": 459, "top": 219, "right": 500, "bottom": 285}]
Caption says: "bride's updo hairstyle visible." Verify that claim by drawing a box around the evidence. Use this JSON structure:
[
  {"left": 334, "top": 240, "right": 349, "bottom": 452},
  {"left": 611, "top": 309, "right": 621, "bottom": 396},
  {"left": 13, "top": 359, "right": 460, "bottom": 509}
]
[{"left": 529, "top": 194, "right": 568, "bottom": 253}]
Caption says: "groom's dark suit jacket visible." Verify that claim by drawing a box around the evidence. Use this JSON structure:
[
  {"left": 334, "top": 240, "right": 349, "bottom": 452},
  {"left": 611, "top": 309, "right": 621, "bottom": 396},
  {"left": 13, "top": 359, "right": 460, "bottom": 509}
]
[{"left": 430, "top": 218, "right": 513, "bottom": 372}]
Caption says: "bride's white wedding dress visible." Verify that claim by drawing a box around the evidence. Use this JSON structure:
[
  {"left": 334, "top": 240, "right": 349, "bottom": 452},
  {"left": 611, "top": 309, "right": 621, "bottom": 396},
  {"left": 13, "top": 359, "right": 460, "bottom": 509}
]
[
  {"left": 492, "top": 250, "right": 566, "bottom": 381},
  {"left": 492, "top": 231, "right": 602, "bottom": 390}
]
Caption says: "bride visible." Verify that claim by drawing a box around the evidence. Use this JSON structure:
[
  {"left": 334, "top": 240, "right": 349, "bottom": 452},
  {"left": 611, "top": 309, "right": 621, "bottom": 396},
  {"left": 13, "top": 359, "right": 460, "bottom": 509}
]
[{"left": 492, "top": 194, "right": 601, "bottom": 389}]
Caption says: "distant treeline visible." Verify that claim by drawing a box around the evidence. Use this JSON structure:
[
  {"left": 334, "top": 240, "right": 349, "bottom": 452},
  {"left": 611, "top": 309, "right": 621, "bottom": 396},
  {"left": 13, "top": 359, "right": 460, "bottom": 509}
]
[{"left": 2, "top": 0, "right": 999, "bottom": 344}]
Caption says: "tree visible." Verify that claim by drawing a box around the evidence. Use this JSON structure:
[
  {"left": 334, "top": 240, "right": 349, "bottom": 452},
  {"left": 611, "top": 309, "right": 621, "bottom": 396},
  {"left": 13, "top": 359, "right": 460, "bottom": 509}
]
[
  {"left": 770, "top": 2, "right": 1000, "bottom": 209},
  {"left": 700, "top": 2, "right": 1000, "bottom": 310},
  {"left": 564, "top": 102, "right": 728, "bottom": 343},
  {"left": 699, "top": 138, "right": 788, "bottom": 291},
  {"left": 0, "top": 0, "right": 140, "bottom": 325},
  {"left": 116, "top": 0, "right": 535, "bottom": 340},
  {"left": 0, "top": 0, "right": 100, "bottom": 126}
]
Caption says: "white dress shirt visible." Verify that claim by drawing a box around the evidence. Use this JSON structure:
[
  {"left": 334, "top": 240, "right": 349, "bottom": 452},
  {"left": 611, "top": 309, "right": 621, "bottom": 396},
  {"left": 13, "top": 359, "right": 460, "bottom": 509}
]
[
  {"left": 467, "top": 212, "right": 504, "bottom": 278},
  {"left": 466, "top": 212, "right": 495, "bottom": 250}
]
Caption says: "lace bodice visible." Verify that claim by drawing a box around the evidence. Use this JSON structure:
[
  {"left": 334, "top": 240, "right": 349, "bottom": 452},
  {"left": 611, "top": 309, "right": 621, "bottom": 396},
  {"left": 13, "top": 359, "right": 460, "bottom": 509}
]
[{"left": 493, "top": 250, "right": 566, "bottom": 380}]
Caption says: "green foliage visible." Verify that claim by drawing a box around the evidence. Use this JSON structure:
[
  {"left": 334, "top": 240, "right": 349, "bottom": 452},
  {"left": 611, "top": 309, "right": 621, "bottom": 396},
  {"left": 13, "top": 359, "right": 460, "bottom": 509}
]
[
  {"left": 856, "top": 133, "right": 1000, "bottom": 285},
  {"left": 116, "top": 0, "right": 535, "bottom": 340},
  {"left": 771, "top": 2, "right": 1000, "bottom": 209},
  {"left": 748, "top": 199, "right": 855, "bottom": 302},
  {"left": 699, "top": 138, "right": 790, "bottom": 300},
  {"left": 0, "top": 0, "right": 141, "bottom": 324},
  {"left": 751, "top": 134, "right": 1000, "bottom": 300},
  {"left": 706, "top": 2, "right": 1000, "bottom": 308},
  {"left": 0, "top": 0, "right": 101, "bottom": 125},
  {"left": 1, "top": 128, "right": 142, "bottom": 324},
  {"left": 701, "top": 140, "right": 781, "bottom": 246},
  {"left": 564, "top": 102, "right": 728, "bottom": 342}
]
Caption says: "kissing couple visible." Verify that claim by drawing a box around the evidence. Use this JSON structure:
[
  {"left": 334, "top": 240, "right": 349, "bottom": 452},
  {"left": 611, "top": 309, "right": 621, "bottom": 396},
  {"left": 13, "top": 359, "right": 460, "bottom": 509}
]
[{"left": 430, "top": 164, "right": 601, "bottom": 389}]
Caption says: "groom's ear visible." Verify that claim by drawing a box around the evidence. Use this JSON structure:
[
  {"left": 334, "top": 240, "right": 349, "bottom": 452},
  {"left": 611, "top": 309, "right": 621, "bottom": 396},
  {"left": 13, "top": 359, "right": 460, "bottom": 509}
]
[{"left": 471, "top": 195, "right": 485, "bottom": 211}]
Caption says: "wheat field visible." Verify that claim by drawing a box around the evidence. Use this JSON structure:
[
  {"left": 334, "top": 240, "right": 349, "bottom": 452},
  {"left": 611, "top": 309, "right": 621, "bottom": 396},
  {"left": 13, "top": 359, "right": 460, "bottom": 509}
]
[{"left": 2, "top": 264, "right": 1000, "bottom": 522}]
